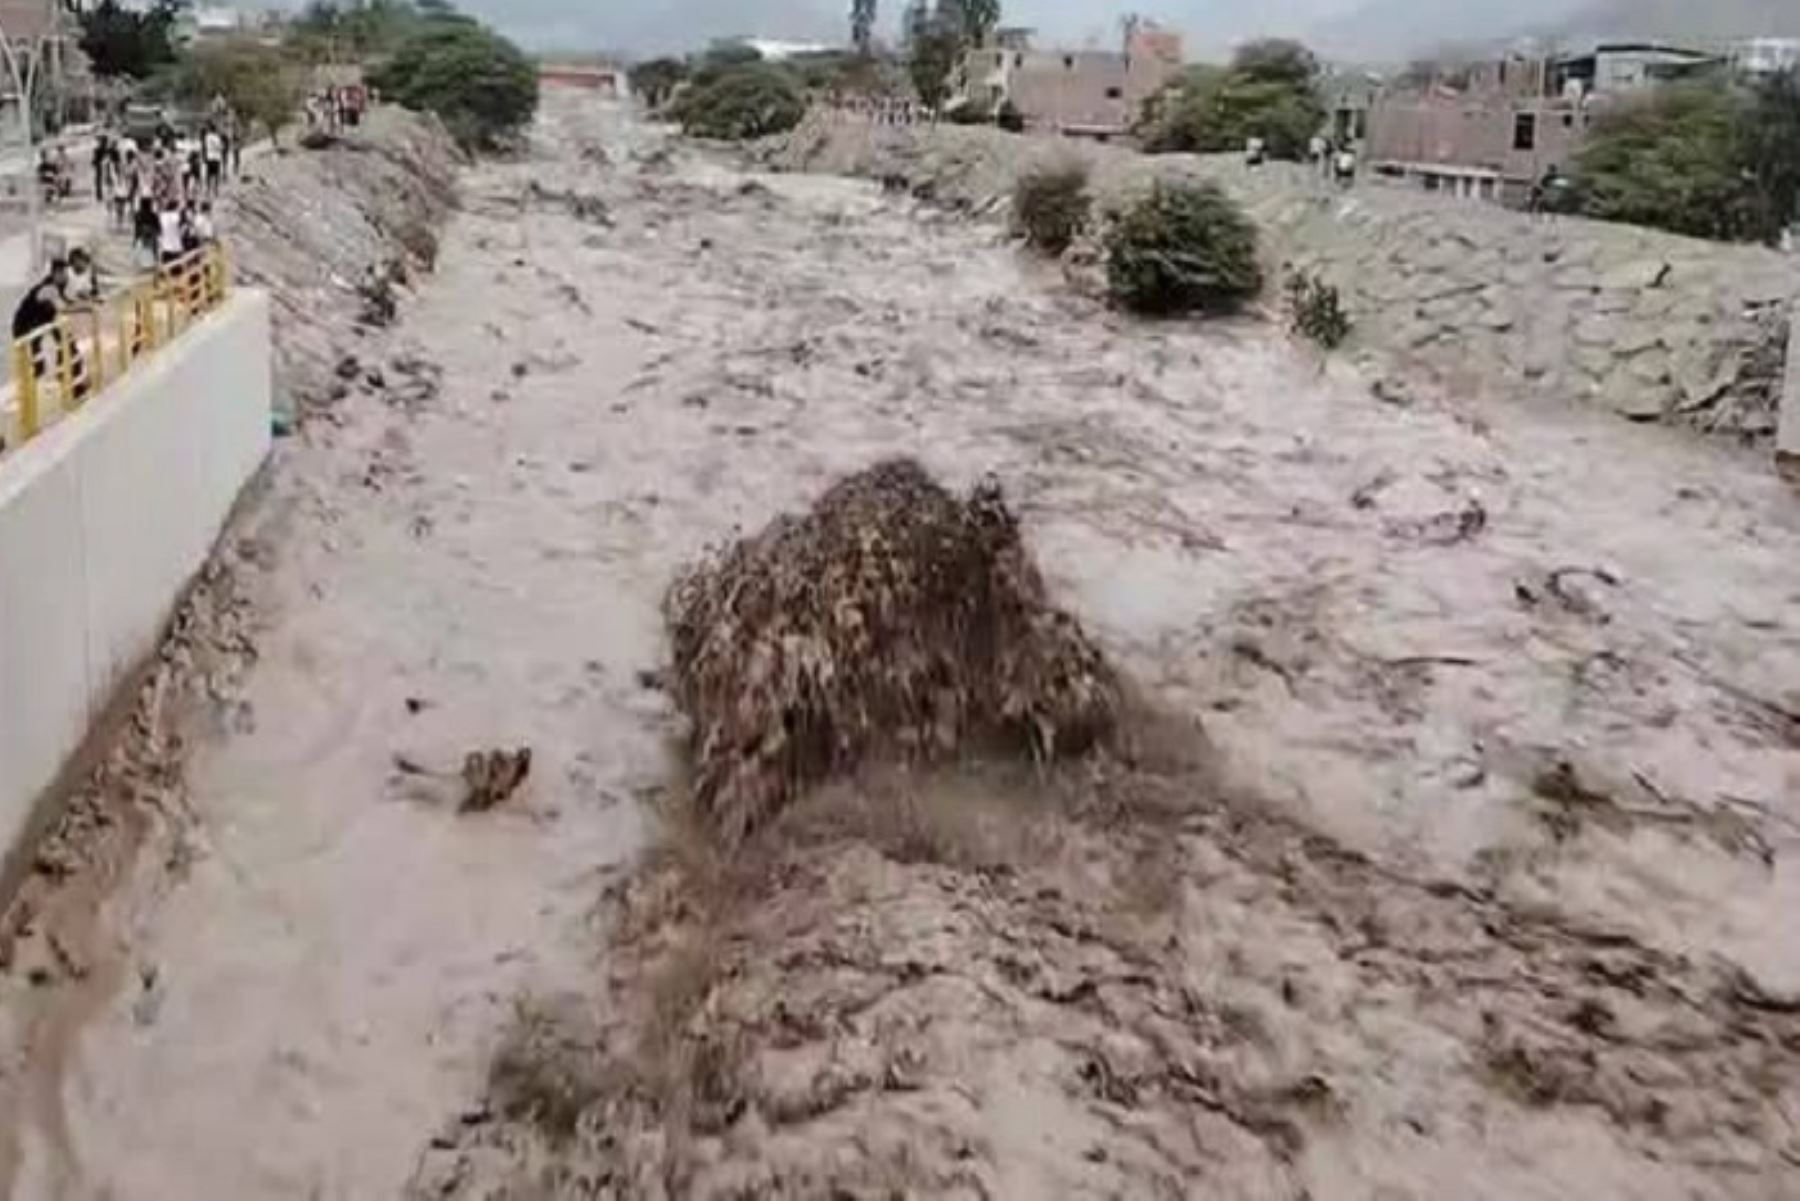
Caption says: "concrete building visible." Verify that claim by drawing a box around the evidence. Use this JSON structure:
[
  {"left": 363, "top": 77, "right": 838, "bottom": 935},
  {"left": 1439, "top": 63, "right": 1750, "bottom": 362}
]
[
  {"left": 1734, "top": 37, "right": 1800, "bottom": 77},
  {"left": 955, "top": 19, "right": 1182, "bottom": 138},
  {"left": 1364, "top": 42, "right": 1718, "bottom": 207}
]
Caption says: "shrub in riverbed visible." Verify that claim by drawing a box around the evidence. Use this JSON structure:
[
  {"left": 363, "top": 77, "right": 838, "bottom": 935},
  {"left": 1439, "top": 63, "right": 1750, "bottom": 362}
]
[
  {"left": 1104, "top": 181, "right": 1263, "bottom": 316},
  {"left": 1285, "top": 266, "right": 1351, "bottom": 348},
  {"left": 664, "top": 458, "right": 1120, "bottom": 844},
  {"left": 672, "top": 63, "right": 807, "bottom": 140},
  {"left": 1012, "top": 162, "right": 1091, "bottom": 255}
]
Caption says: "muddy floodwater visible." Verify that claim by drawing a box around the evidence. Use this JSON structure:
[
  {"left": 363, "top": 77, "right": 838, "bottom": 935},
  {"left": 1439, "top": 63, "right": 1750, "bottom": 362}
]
[{"left": 2, "top": 95, "right": 1798, "bottom": 1199}]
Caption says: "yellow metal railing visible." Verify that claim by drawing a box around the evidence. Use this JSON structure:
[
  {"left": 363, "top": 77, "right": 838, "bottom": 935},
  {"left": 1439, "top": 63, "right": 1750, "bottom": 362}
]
[{"left": 5, "top": 243, "right": 230, "bottom": 451}]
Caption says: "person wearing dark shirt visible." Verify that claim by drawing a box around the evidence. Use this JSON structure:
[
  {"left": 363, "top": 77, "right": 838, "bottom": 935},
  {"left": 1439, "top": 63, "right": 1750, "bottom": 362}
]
[
  {"left": 92, "top": 135, "right": 111, "bottom": 202},
  {"left": 134, "top": 196, "right": 160, "bottom": 268},
  {"left": 12, "top": 258, "right": 71, "bottom": 387},
  {"left": 13, "top": 259, "right": 66, "bottom": 339}
]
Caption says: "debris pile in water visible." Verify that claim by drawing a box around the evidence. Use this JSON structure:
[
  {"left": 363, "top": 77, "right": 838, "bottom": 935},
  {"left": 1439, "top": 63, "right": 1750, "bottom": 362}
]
[{"left": 664, "top": 458, "right": 1119, "bottom": 842}]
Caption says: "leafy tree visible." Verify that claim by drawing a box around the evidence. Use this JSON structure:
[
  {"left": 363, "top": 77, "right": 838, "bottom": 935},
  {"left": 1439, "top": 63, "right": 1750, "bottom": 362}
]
[
  {"left": 1231, "top": 39, "right": 1317, "bottom": 87},
  {"left": 941, "top": 0, "right": 1000, "bottom": 47},
  {"left": 1742, "top": 68, "right": 1800, "bottom": 242},
  {"left": 629, "top": 57, "right": 689, "bottom": 109},
  {"left": 1142, "top": 43, "right": 1324, "bottom": 159},
  {"left": 671, "top": 63, "right": 806, "bottom": 140},
  {"left": 851, "top": 0, "right": 878, "bottom": 55},
  {"left": 371, "top": 17, "right": 539, "bottom": 150},
  {"left": 1572, "top": 82, "right": 1760, "bottom": 241},
  {"left": 287, "top": 0, "right": 423, "bottom": 61},
  {"left": 701, "top": 42, "right": 765, "bottom": 70},
  {"left": 903, "top": 2, "right": 963, "bottom": 110},
  {"left": 77, "top": 0, "right": 186, "bottom": 80},
  {"left": 171, "top": 38, "right": 307, "bottom": 145}
]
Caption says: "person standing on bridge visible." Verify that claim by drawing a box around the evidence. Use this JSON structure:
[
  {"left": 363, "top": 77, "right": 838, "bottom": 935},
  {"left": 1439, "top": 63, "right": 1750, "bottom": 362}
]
[
  {"left": 12, "top": 258, "right": 77, "bottom": 392},
  {"left": 12, "top": 258, "right": 67, "bottom": 340},
  {"left": 202, "top": 124, "right": 225, "bottom": 199},
  {"left": 91, "top": 135, "right": 112, "bottom": 204},
  {"left": 62, "top": 247, "right": 100, "bottom": 306},
  {"left": 158, "top": 203, "right": 186, "bottom": 266},
  {"left": 151, "top": 146, "right": 178, "bottom": 211},
  {"left": 133, "top": 196, "right": 159, "bottom": 270}
]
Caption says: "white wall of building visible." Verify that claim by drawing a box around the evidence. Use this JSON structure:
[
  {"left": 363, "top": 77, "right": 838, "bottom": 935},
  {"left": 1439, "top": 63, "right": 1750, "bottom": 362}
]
[{"left": 0, "top": 289, "right": 270, "bottom": 864}]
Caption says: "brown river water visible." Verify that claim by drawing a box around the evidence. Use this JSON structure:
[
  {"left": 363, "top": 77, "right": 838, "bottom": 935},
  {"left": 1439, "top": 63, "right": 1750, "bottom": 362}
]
[{"left": 1, "top": 94, "right": 1797, "bottom": 1198}]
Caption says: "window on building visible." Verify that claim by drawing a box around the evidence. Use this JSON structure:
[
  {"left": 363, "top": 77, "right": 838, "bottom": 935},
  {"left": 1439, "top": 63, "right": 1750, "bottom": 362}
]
[
  {"left": 995, "top": 53, "right": 1004, "bottom": 67},
  {"left": 1064, "top": 55, "right": 1074, "bottom": 69},
  {"left": 1513, "top": 112, "right": 1537, "bottom": 151},
  {"left": 1105, "top": 86, "right": 1122, "bottom": 99},
  {"left": 1015, "top": 53, "right": 1024, "bottom": 68}
]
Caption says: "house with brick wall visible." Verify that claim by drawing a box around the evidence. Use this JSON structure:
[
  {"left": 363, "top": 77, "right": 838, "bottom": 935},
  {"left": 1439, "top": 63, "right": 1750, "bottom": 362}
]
[
  {"left": 955, "top": 19, "right": 1183, "bottom": 138},
  {"left": 1365, "top": 42, "right": 1720, "bottom": 207}
]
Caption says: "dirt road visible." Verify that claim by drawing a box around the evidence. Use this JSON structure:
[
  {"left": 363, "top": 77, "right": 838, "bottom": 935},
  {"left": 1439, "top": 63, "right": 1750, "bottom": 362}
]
[{"left": 2, "top": 95, "right": 1797, "bottom": 1199}]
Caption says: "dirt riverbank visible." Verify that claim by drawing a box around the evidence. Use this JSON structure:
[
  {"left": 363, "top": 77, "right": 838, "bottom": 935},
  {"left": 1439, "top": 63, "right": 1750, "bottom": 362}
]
[{"left": 2, "top": 93, "right": 1797, "bottom": 1199}]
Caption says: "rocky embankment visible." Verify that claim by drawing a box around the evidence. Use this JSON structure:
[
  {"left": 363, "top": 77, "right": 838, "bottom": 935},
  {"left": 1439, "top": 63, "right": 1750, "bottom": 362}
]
[
  {"left": 772, "top": 114, "right": 1796, "bottom": 442},
  {"left": 224, "top": 110, "right": 460, "bottom": 419}
]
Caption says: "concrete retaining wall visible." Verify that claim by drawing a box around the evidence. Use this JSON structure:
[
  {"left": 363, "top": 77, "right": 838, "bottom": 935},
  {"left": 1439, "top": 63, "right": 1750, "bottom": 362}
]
[
  {"left": 773, "top": 116, "right": 1798, "bottom": 444},
  {"left": 0, "top": 289, "right": 271, "bottom": 855}
]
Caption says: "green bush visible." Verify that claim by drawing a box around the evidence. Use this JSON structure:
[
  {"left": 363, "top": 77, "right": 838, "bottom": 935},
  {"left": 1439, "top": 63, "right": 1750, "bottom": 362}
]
[
  {"left": 1012, "top": 163, "right": 1091, "bottom": 255},
  {"left": 1104, "top": 182, "right": 1263, "bottom": 316},
  {"left": 629, "top": 57, "right": 689, "bottom": 109},
  {"left": 372, "top": 19, "right": 538, "bottom": 151},
  {"left": 1573, "top": 73, "right": 1800, "bottom": 244},
  {"left": 672, "top": 63, "right": 806, "bottom": 140},
  {"left": 1141, "top": 41, "right": 1324, "bottom": 159},
  {"left": 1284, "top": 267, "right": 1350, "bottom": 348}
]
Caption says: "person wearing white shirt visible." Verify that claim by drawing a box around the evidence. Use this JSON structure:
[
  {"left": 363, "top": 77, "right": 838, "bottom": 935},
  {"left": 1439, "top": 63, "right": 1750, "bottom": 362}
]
[
  {"left": 202, "top": 125, "right": 225, "bottom": 197},
  {"left": 158, "top": 206, "right": 185, "bottom": 264}
]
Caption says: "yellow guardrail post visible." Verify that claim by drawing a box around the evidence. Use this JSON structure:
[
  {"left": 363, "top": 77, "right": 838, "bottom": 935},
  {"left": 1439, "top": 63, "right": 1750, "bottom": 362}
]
[
  {"left": 13, "top": 339, "right": 37, "bottom": 441},
  {"left": 4, "top": 241, "right": 232, "bottom": 459},
  {"left": 54, "top": 317, "right": 75, "bottom": 409}
]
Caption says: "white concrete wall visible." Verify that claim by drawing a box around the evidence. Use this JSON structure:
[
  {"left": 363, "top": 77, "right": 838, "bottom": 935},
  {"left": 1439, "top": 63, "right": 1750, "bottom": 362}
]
[{"left": 0, "top": 289, "right": 270, "bottom": 856}]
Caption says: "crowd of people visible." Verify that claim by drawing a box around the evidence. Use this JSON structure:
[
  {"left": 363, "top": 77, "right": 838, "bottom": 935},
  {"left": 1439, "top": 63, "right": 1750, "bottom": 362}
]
[
  {"left": 89, "top": 116, "right": 233, "bottom": 270},
  {"left": 304, "top": 83, "right": 370, "bottom": 135},
  {"left": 10, "top": 107, "right": 239, "bottom": 409}
]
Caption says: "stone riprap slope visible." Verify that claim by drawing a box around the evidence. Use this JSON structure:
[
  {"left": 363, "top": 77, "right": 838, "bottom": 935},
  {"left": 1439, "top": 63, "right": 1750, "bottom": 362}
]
[
  {"left": 771, "top": 114, "right": 1796, "bottom": 443},
  {"left": 223, "top": 110, "right": 460, "bottom": 417}
]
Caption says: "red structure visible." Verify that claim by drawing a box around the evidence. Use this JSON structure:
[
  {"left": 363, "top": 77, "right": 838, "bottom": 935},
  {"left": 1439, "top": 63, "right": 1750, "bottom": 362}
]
[{"left": 539, "top": 63, "right": 626, "bottom": 98}]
